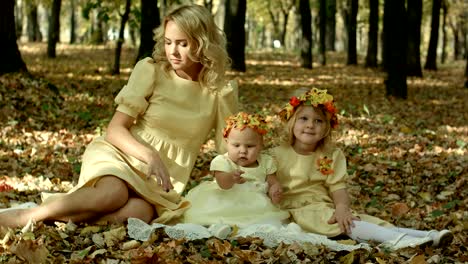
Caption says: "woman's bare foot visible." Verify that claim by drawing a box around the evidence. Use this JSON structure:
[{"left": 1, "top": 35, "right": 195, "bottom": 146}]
[{"left": 0, "top": 209, "right": 36, "bottom": 228}]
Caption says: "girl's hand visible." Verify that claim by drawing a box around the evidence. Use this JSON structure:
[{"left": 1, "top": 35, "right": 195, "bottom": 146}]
[
  {"left": 146, "top": 152, "right": 173, "bottom": 192},
  {"left": 231, "top": 170, "right": 246, "bottom": 184},
  {"left": 327, "top": 205, "right": 359, "bottom": 234},
  {"left": 268, "top": 183, "right": 283, "bottom": 204}
]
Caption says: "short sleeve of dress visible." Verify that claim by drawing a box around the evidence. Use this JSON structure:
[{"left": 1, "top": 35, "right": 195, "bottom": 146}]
[
  {"left": 114, "top": 57, "right": 156, "bottom": 118},
  {"left": 325, "top": 148, "right": 349, "bottom": 193},
  {"left": 261, "top": 153, "right": 277, "bottom": 175},
  {"left": 209, "top": 154, "right": 233, "bottom": 173},
  {"left": 214, "top": 80, "right": 239, "bottom": 154}
]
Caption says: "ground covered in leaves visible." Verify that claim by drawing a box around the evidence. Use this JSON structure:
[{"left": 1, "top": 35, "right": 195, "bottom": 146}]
[{"left": 0, "top": 43, "right": 467, "bottom": 263}]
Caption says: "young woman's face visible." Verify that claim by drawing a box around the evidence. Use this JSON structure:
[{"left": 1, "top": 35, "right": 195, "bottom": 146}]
[
  {"left": 225, "top": 127, "right": 263, "bottom": 168},
  {"left": 164, "top": 20, "right": 201, "bottom": 80},
  {"left": 292, "top": 106, "right": 328, "bottom": 152}
]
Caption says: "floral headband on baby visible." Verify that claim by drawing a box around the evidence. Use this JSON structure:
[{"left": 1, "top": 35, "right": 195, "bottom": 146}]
[
  {"left": 278, "top": 88, "right": 339, "bottom": 128},
  {"left": 223, "top": 112, "right": 269, "bottom": 138}
]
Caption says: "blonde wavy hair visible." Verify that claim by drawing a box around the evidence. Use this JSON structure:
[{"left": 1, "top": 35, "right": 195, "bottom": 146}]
[
  {"left": 152, "top": 4, "right": 230, "bottom": 89},
  {"left": 285, "top": 105, "right": 334, "bottom": 152}
]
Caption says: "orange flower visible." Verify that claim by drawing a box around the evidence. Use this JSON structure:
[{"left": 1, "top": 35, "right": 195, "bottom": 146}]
[{"left": 317, "top": 156, "right": 334, "bottom": 175}]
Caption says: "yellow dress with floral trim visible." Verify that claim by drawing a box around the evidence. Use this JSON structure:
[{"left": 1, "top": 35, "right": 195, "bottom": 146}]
[
  {"left": 270, "top": 143, "right": 393, "bottom": 237},
  {"left": 42, "top": 57, "right": 238, "bottom": 223},
  {"left": 183, "top": 153, "right": 290, "bottom": 225}
]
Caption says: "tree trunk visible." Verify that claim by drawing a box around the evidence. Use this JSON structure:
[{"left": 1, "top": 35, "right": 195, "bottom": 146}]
[
  {"left": 47, "top": 0, "right": 62, "bottom": 58},
  {"left": 424, "top": 0, "right": 441, "bottom": 70},
  {"left": 224, "top": 0, "right": 246, "bottom": 72},
  {"left": 26, "top": 1, "right": 42, "bottom": 42},
  {"left": 112, "top": 0, "right": 131, "bottom": 75},
  {"left": 319, "top": 0, "right": 326, "bottom": 65},
  {"left": 406, "top": 0, "right": 423, "bottom": 76},
  {"left": 70, "top": 0, "right": 76, "bottom": 44},
  {"left": 326, "top": 0, "right": 336, "bottom": 51},
  {"left": 14, "top": 0, "right": 23, "bottom": 39},
  {"left": 465, "top": 55, "right": 468, "bottom": 88},
  {"left": 450, "top": 21, "right": 461, "bottom": 60},
  {"left": 346, "top": 0, "right": 358, "bottom": 65},
  {"left": 440, "top": 0, "right": 447, "bottom": 64},
  {"left": 365, "top": 0, "right": 378, "bottom": 67},
  {"left": 383, "top": 0, "right": 407, "bottom": 99},
  {"left": 299, "top": 0, "right": 312, "bottom": 69},
  {"left": 0, "top": 0, "right": 27, "bottom": 74},
  {"left": 136, "top": 0, "right": 160, "bottom": 62}
]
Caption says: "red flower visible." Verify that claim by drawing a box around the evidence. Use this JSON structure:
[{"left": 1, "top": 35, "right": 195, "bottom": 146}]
[{"left": 289, "top": 96, "right": 301, "bottom": 107}]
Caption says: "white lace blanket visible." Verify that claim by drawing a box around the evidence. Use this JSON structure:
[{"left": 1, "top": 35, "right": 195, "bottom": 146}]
[{"left": 127, "top": 218, "right": 370, "bottom": 252}]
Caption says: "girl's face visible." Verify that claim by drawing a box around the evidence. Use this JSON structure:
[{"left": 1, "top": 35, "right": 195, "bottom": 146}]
[
  {"left": 292, "top": 106, "right": 328, "bottom": 153},
  {"left": 225, "top": 127, "right": 263, "bottom": 168},
  {"left": 164, "top": 20, "right": 202, "bottom": 80}
]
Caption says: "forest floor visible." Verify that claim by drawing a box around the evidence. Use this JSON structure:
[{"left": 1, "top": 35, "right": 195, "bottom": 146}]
[{"left": 0, "top": 43, "right": 466, "bottom": 263}]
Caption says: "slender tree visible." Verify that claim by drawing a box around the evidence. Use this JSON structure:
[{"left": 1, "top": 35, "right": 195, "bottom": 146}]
[
  {"left": 424, "top": 0, "right": 441, "bottom": 70},
  {"left": 319, "top": 0, "right": 327, "bottom": 65},
  {"left": 299, "top": 0, "right": 312, "bottom": 69},
  {"left": 26, "top": 1, "right": 40, "bottom": 41},
  {"left": 136, "top": 0, "right": 160, "bottom": 62},
  {"left": 346, "top": 0, "right": 358, "bottom": 65},
  {"left": 326, "top": 0, "right": 336, "bottom": 51},
  {"left": 440, "top": 0, "right": 448, "bottom": 64},
  {"left": 0, "top": 0, "right": 27, "bottom": 74},
  {"left": 70, "top": 0, "right": 76, "bottom": 44},
  {"left": 112, "top": 0, "right": 132, "bottom": 75},
  {"left": 365, "top": 0, "right": 378, "bottom": 67},
  {"left": 465, "top": 55, "right": 468, "bottom": 88},
  {"left": 406, "top": 0, "right": 423, "bottom": 76},
  {"left": 224, "top": 0, "right": 246, "bottom": 72},
  {"left": 383, "top": 0, "right": 407, "bottom": 99},
  {"left": 47, "top": 0, "right": 62, "bottom": 58}
]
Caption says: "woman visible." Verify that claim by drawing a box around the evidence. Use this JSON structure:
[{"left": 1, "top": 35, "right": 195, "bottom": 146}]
[{"left": 0, "top": 4, "right": 237, "bottom": 227}]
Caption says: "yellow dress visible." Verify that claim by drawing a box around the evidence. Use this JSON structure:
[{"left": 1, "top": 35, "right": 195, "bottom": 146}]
[
  {"left": 271, "top": 143, "right": 392, "bottom": 237},
  {"left": 183, "top": 153, "right": 290, "bottom": 225},
  {"left": 42, "top": 57, "right": 238, "bottom": 223}
]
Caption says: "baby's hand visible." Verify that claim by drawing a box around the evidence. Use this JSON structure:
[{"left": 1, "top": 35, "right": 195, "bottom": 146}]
[
  {"left": 232, "top": 170, "right": 246, "bottom": 184},
  {"left": 268, "top": 183, "right": 283, "bottom": 204}
]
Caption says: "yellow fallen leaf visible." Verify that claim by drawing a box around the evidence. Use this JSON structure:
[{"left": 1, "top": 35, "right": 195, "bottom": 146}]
[
  {"left": 10, "top": 239, "right": 49, "bottom": 264},
  {"left": 410, "top": 254, "right": 427, "bottom": 264},
  {"left": 418, "top": 192, "right": 432, "bottom": 202},
  {"left": 80, "top": 225, "right": 102, "bottom": 235}
]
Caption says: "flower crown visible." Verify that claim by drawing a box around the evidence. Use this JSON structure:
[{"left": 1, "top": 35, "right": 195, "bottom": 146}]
[
  {"left": 278, "top": 88, "right": 339, "bottom": 128},
  {"left": 223, "top": 112, "right": 269, "bottom": 138}
]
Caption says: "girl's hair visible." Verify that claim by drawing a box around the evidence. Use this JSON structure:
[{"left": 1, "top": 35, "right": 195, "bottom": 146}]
[
  {"left": 152, "top": 4, "right": 230, "bottom": 89},
  {"left": 286, "top": 105, "right": 334, "bottom": 151}
]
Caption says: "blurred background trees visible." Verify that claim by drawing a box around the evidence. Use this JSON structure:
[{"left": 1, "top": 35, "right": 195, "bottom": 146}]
[{"left": 2, "top": 0, "right": 468, "bottom": 96}]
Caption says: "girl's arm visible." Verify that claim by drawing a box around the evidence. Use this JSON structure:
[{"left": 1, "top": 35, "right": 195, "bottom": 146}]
[
  {"left": 266, "top": 174, "right": 282, "bottom": 204},
  {"left": 214, "top": 170, "right": 245, "bottom": 189},
  {"left": 329, "top": 188, "right": 359, "bottom": 234},
  {"left": 105, "top": 111, "right": 173, "bottom": 191}
]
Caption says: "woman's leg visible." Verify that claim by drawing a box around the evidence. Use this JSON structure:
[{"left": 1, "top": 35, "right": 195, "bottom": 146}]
[
  {"left": 95, "top": 197, "right": 155, "bottom": 224},
  {"left": 0, "top": 176, "right": 130, "bottom": 227}
]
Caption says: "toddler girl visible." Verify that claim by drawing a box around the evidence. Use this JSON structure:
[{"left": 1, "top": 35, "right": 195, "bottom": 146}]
[
  {"left": 270, "top": 88, "right": 453, "bottom": 250},
  {"left": 183, "top": 112, "right": 289, "bottom": 236}
]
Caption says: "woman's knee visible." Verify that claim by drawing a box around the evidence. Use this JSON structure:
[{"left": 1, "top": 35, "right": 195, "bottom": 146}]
[
  {"left": 123, "top": 198, "right": 154, "bottom": 223},
  {"left": 93, "top": 176, "right": 130, "bottom": 211}
]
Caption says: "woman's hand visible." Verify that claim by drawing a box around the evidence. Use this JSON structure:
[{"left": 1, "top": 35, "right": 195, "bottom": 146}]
[
  {"left": 327, "top": 205, "right": 359, "bottom": 234},
  {"left": 268, "top": 183, "right": 283, "bottom": 204},
  {"left": 146, "top": 152, "right": 173, "bottom": 192},
  {"left": 105, "top": 111, "right": 173, "bottom": 192}
]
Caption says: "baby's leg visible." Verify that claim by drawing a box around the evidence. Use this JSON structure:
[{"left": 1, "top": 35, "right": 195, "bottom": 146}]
[{"left": 0, "top": 176, "right": 130, "bottom": 227}]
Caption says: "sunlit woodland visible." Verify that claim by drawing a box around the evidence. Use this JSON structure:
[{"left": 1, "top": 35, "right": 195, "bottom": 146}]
[{"left": 0, "top": 0, "right": 467, "bottom": 263}]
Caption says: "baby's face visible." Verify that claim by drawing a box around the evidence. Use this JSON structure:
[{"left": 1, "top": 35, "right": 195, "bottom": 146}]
[{"left": 225, "top": 127, "right": 263, "bottom": 168}]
